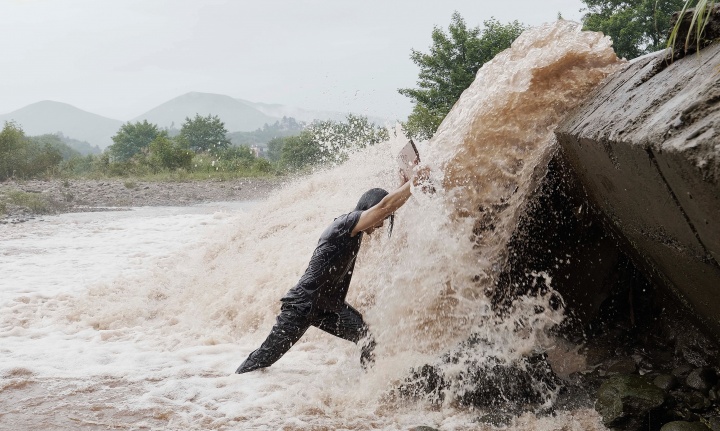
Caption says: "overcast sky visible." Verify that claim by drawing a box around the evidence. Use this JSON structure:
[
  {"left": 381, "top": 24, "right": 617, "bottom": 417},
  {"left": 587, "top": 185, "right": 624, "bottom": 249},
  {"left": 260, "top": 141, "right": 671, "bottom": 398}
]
[{"left": 1, "top": 0, "right": 587, "bottom": 121}]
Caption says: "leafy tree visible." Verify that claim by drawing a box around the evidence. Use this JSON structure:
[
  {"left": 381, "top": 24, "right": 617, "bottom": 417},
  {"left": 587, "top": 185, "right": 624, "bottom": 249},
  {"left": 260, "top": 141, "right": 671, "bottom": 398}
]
[
  {"left": 266, "top": 136, "right": 286, "bottom": 162},
  {"left": 60, "top": 153, "right": 99, "bottom": 176},
  {"left": 27, "top": 143, "right": 63, "bottom": 177},
  {"left": 179, "top": 114, "right": 230, "bottom": 154},
  {"left": 219, "top": 145, "right": 272, "bottom": 173},
  {"left": 29, "top": 134, "right": 81, "bottom": 160},
  {"left": 279, "top": 131, "right": 321, "bottom": 171},
  {"left": 272, "top": 115, "right": 388, "bottom": 171},
  {"left": 0, "top": 122, "right": 28, "bottom": 179},
  {"left": 399, "top": 13, "right": 526, "bottom": 140},
  {"left": 109, "top": 120, "right": 165, "bottom": 162},
  {"left": 581, "top": 0, "right": 691, "bottom": 59},
  {"left": 147, "top": 135, "right": 193, "bottom": 172},
  {"left": 307, "top": 114, "right": 389, "bottom": 164},
  {"left": 220, "top": 145, "right": 256, "bottom": 164},
  {"left": 0, "top": 122, "right": 63, "bottom": 180}
]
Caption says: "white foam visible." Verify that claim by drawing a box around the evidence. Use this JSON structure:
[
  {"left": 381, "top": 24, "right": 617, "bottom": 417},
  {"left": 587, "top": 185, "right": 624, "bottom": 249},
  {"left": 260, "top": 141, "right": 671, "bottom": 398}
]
[{"left": 0, "top": 21, "right": 619, "bottom": 430}]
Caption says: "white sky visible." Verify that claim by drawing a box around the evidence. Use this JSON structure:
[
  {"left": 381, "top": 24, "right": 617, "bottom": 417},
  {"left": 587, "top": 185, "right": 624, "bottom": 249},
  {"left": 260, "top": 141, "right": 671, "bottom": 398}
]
[{"left": 1, "top": 0, "right": 586, "bottom": 121}]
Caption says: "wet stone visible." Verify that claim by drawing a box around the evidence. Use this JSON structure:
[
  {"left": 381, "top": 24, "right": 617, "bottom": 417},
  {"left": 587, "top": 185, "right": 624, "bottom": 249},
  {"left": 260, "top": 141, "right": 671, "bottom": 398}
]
[
  {"left": 708, "top": 416, "right": 720, "bottom": 431},
  {"left": 709, "top": 389, "right": 718, "bottom": 401},
  {"left": 409, "top": 427, "right": 439, "bottom": 431},
  {"left": 655, "top": 374, "right": 680, "bottom": 391},
  {"left": 660, "top": 421, "right": 711, "bottom": 431},
  {"left": 596, "top": 375, "right": 665, "bottom": 429},
  {"left": 675, "top": 391, "right": 712, "bottom": 412},
  {"left": 686, "top": 368, "right": 718, "bottom": 394},
  {"left": 608, "top": 357, "right": 638, "bottom": 374},
  {"left": 477, "top": 412, "right": 513, "bottom": 427},
  {"left": 674, "top": 365, "right": 694, "bottom": 378}
]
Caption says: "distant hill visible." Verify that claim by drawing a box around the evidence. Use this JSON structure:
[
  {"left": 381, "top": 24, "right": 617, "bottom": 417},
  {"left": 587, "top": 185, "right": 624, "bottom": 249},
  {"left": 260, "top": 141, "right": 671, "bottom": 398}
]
[
  {"left": 0, "top": 94, "right": 392, "bottom": 151},
  {"left": 239, "top": 99, "right": 350, "bottom": 123},
  {"left": 131, "top": 92, "right": 277, "bottom": 132},
  {"left": 0, "top": 101, "right": 123, "bottom": 149}
]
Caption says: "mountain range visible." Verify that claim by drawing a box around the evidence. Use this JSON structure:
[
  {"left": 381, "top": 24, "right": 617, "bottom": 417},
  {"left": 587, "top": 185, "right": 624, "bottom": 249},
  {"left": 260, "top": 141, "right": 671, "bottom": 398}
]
[{"left": 0, "top": 92, "right": 358, "bottom": 149}]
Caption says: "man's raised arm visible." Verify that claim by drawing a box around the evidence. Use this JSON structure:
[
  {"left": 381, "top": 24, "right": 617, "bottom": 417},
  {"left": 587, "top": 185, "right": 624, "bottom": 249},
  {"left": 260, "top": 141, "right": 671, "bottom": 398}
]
[{"left": 351, "top": 167, "right": 429, "bottom": 236}]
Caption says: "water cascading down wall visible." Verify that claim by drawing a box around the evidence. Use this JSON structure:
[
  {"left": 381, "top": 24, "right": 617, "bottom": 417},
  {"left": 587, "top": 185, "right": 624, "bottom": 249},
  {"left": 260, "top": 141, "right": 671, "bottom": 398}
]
[{"left": 411, "top": 11, "right": 720, "bottom": 412}]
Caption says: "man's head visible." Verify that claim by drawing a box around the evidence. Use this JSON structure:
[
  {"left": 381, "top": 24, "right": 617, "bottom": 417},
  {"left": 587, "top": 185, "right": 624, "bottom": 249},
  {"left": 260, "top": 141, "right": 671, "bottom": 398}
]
[{"left": 355, "top": 188, "right": 394, "bottom": 237}]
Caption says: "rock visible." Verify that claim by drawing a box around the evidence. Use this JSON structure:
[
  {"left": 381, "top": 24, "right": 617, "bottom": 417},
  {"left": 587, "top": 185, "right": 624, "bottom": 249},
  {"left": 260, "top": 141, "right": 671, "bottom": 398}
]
[
  {"left": 673, "top": 391, "right": 712, "bottom": 412},
  {"left": 709, "top": 388, "right": 718, "bottom": 401},
  {"left": 676, "top": 333, "right": 717, "bottom": 367},
  {"left": 608, "top": 357, "right": 638, "bottom": 374},
  {"left": 397, "top": 349, "right": 560, "bottom": 415},
  {"left": 686, "top": 368, "right": 718, "bottom": 393},
  {"left": 477, "top": 412, "right": 513, "bottom": 427},
  {"left": 409, "top": 427, "right": 439, "bottom": 431},
  {"left": 655, "top": 374, "right": 680, "bottom": 391},
  {"left": 596, "top": 375, "right": 665, "bottom": 428},
  {"left": 660, "top": 421, "right": 711, "bottom": 431},
  {"left": 674, "top": 365, "right": 694, "bottom": 378},
  {"left": 687, "top": 393, "right": 711, "bottom": 412},
  {"left": 708, "top": 416, "right": 720, "bottom": 431}
]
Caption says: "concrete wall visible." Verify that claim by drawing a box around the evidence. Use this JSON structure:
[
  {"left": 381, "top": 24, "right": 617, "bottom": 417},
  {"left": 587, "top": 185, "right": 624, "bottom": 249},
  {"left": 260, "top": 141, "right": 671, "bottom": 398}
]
[{"left": 555, "top": 42, "right": 720, "bottom": 336}]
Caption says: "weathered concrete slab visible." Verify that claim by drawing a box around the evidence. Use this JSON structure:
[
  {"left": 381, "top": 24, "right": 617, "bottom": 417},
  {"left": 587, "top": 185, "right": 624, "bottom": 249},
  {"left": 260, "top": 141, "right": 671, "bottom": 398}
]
[{"left": 556, "top": 40, "right": 720, "bottom": 335}]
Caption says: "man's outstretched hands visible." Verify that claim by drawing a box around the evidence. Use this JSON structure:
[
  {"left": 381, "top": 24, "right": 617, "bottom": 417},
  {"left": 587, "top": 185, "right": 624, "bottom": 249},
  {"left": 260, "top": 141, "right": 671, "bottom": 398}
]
[{"left": 411, "top": 165, "right": 431, "bottom": 187}]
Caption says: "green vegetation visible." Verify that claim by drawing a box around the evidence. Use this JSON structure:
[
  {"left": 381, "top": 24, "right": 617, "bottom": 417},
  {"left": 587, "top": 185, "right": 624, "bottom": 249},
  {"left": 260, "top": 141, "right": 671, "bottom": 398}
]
[
  {"left": 667, "top": 0, "right": 716, "bottom": 56},
  {"left": 29, "top": 134, "right": 83, "bottom": 160},
  {"left": 0, "top": 122, "right": 64, "bottom": 180},
  {"left": 227, "top": 117, "right": 305, "bottom": 147},
  {"left": 109, "top": 120, "right": 165, "bottom": 162},
  {"left": 178, "top": 114, "right": 230, "bottom": 154},
  {"left": 0, "top": 113, "right": 386, "bottom": 183},
  {"left": 581, "top": 0, "right": 691, "bottom": 59},
  {"left": 399, "top": 12, "right": 526, "bottom": 140},
  {"left": 0, "top": 190, "right": 56, "bottom": 216},
  {"left": 267, "top": 114, "right": 388, "bottom": 172}
]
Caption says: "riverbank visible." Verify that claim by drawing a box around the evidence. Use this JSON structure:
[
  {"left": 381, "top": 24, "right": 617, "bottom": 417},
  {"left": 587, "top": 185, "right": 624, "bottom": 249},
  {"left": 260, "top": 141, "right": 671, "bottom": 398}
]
[{"left": 0, "top": 177, "right": 285, "bottom": 223}]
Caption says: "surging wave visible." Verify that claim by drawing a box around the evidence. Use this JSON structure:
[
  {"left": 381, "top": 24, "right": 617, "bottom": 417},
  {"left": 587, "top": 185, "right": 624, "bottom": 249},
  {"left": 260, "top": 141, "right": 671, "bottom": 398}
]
[{"left": 1, "top": 20, "right": 620, "bottom": 430}]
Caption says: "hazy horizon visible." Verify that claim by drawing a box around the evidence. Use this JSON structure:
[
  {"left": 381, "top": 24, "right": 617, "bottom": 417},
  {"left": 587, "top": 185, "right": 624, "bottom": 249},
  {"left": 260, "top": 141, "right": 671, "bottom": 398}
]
[{"left": 1, "top": 0, "right": 586, "bottom": 122}]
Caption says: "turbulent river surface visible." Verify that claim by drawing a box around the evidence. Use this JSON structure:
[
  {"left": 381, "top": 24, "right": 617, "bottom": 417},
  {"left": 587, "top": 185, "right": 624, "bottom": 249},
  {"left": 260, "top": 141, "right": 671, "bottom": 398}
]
[{"left": 1, "top": 21, "right": 621, "bottom": 430}]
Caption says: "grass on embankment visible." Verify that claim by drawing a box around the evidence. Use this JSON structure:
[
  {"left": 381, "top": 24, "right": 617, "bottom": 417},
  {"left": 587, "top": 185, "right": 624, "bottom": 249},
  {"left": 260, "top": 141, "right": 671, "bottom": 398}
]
[
  {"left": 0, "top": 190, "right": 61, "bottom": 217},
  {"left": 0, "top": 170, "right": 285, "bottom": 218},
  {"left": 75, "top": 169, "right": 278, "bottom": 183}
]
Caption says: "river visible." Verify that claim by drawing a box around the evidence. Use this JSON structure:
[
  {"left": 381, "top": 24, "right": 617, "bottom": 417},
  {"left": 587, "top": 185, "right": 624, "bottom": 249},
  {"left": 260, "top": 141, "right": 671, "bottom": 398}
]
[{"left": 0, "top": 20, "right": 618, "bottom": 431}]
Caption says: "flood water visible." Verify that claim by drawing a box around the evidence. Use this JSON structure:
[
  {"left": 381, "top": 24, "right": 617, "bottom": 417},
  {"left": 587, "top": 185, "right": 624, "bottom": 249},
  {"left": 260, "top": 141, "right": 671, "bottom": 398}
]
[{"left": 1, "top": 21, "right": 620, "bottom": 430}]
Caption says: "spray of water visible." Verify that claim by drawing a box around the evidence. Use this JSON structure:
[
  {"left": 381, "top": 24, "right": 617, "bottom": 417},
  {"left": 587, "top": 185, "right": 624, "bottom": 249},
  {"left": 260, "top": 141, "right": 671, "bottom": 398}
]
[{"left": 1, "top": 20, "right": 621, "bottom": 430}]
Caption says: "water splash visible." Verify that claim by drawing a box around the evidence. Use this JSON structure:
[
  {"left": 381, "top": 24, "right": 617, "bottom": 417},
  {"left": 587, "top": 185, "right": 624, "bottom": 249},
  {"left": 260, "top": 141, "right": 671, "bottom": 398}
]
[{"left": 1, "top": 20, "right": 621, "bottom": 430}]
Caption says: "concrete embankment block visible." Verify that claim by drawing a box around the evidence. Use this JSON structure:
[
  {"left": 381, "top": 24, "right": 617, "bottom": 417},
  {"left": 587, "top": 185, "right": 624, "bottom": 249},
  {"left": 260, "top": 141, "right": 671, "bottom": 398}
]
[{"left": 556, "top": 39, "right": 720, "bottom": 337}]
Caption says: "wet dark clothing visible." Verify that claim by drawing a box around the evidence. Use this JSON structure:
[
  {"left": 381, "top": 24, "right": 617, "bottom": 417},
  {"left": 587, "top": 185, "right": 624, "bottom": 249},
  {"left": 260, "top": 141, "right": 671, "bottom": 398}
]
[
  {"left": 282, "top": 210, "right": 363, "bottom": 311},
  {"left": 236, "top": 211, "right": 375, "bottom": 374},
  {"left": 235, "top": 300, "right": 375, "bottom": 374}
]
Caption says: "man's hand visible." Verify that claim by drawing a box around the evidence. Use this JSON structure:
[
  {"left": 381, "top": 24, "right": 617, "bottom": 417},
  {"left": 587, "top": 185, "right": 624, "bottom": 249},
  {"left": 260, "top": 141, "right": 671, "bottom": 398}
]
[
  {"left": 412, "top": 165, "right": 435, "bottom": 194},
  {"left": 411, "top": 165, "right": 430, "bottom": 186}
]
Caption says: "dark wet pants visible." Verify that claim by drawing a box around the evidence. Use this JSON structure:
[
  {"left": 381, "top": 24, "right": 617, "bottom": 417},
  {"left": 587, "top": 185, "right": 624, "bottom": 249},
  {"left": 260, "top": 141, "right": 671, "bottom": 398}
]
[{"left": 236, "top": 300, "right": 376, "bottom": 374}]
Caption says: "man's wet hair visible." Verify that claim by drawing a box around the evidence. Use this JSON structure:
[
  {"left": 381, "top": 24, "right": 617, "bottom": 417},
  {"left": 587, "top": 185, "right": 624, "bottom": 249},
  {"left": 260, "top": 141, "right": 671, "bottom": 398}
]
[{"left": 355, "top": 188, "right": 394, "bottom": 238}]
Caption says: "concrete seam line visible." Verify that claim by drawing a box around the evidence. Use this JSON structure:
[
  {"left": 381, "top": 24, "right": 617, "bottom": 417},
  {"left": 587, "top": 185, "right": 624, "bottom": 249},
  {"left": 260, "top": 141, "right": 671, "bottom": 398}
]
[{"left": 645, "top": 147, "right": 720, "bottom": 269}]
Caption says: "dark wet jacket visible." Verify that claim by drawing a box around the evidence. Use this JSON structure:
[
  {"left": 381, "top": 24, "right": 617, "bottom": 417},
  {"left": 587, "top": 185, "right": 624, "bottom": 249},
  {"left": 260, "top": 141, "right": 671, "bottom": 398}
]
[{"left": 282, "top": 210, "right": 363, "bottom": 311}]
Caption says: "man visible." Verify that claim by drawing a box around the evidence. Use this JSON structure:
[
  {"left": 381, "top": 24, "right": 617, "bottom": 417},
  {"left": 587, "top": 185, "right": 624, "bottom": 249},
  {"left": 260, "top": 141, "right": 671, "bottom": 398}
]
[{"left": 236, "top": 169, "right": 426, "bottom": 374}]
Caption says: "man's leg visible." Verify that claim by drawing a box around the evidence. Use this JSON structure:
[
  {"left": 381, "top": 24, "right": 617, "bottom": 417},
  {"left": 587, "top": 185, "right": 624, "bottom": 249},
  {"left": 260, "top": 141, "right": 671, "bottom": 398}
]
[
  {"left": 313, "top": 303, "right": 376, "bottom": 369},
  {"left": 236, "top": 302, "right": 312, "bottom": 374}
]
